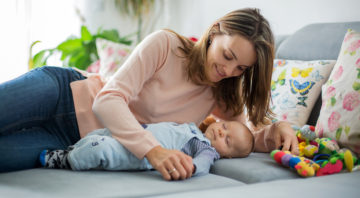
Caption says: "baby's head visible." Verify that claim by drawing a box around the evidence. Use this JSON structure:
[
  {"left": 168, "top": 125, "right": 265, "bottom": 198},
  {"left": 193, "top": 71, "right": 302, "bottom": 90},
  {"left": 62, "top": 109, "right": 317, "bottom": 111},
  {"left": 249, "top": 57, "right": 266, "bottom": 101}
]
[{"left": 203, "top": 120, "right": 254, "bottom": 158}]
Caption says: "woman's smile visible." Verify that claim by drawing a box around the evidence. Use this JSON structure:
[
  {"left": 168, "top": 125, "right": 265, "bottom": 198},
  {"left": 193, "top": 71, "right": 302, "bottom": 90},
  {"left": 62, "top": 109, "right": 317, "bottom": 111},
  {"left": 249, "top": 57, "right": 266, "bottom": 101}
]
[{"left": 214, "top": 64, "right": 226, "bottom": 79}]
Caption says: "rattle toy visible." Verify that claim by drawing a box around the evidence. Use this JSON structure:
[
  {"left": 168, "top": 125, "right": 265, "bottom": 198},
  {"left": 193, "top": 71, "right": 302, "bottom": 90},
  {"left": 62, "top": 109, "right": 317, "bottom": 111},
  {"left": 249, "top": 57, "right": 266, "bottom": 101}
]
[
  {"left": 271, "top": 125, "right": 359, "bottom": 177},
  {"left": 270, "top": 150, "right": 319, "bottom": 177}
]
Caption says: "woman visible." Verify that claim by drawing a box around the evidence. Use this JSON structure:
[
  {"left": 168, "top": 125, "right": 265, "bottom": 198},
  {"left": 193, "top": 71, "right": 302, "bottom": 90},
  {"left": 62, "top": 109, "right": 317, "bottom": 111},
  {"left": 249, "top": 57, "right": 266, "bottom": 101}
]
[{"left": 0, "top": 8, "right": 298, "bottom": 180}]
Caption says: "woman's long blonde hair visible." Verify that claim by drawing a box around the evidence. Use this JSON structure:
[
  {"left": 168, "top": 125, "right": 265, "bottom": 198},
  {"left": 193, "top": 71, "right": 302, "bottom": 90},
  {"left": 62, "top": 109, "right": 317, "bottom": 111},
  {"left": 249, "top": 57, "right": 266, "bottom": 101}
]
[{"left": 168, "top": 8, "right": 274, "bottom": 126}]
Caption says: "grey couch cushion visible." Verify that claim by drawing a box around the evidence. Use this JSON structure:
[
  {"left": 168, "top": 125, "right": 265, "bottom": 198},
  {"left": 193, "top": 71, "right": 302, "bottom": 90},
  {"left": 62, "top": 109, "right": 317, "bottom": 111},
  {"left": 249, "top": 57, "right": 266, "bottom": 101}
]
[
  {"left": 0, "top": 169, "right": 243, "bottom": 198},
  {"left": 276, "top": 21, "right": 360, "bottom": 60},
  {"left": 154, "top": 171, "right": 360, "bottom": 198},
  {"left": 274, "top": 34, "right": 289, "bottom": 51},
  {"left": 210, "top": 153, "right": 298, "bottom": 184}
]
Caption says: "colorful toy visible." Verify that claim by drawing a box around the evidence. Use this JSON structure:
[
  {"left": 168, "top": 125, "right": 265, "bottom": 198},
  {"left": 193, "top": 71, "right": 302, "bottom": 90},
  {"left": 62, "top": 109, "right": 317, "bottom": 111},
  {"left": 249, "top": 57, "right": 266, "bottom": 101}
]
[
  {"left": 270, "top": 150, "right": 319, "bottom": 177},
  {"left": 296, "top": 125, "right": 319, "bottom": 158},
  {"left": 316, "top": 137, "right": 339, "bottom": 155},
  {"left": 328, "top": 148, "right": 358, "bottom": 172},
  {"left": 303, "top": 144, "right": 318, "bottom": 158},
  {"left": 298, "top": 141, "right": 306, "bottom": 156},
  {"left": 271, "top": 125, "right": 359, "bottom": 177},
  {"left": 316, "top": 159, "right": 343, "bottom": 176},
  {"left": 314, "top": 149, "right": 359, "bottom": 176},
  {"left": 297, "top": 125, "right": 317, "bottom": 143},
  {"left": 343, "top": 149, "right": 355, "bottom": 172},
  {"left": 295, "top": 159, "right": 320, "bottom": 177}
]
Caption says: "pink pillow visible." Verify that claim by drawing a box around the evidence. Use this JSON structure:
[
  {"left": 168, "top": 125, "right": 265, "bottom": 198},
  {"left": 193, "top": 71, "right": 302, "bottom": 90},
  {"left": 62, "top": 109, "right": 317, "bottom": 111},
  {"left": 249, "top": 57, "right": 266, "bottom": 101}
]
[
  {"left": 315, "top": 29, "right": 360, "bottom": 155},
  {"left": 96, "top": 38, "right": 133, "bottom": 80}
]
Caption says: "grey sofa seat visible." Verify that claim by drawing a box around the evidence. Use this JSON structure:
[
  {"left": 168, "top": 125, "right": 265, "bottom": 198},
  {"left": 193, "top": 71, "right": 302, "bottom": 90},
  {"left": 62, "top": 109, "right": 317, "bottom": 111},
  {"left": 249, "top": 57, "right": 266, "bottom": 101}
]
[
  {"left": 210, "top": 152, "right": 298, "bottom": 184},
  {"left": 153, "top": 171, "right": 360, "bottom": 198},
  {"left": 0, "top": 169, "right": 243, "bottom": 198}
]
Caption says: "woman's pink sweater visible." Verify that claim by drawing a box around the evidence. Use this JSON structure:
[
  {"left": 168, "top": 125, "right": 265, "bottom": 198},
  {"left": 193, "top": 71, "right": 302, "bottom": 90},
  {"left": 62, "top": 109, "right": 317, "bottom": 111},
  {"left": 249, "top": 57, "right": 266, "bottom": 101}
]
[{"left": 70, "top": 30, "right": 215, "bottom": 159}]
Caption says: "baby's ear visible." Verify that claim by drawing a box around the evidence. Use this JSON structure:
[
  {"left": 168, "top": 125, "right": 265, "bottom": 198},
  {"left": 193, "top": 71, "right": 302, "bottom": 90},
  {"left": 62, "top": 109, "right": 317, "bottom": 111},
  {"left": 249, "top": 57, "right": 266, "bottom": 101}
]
[{"left": 199, "top": 116, "right": 217, "bottom": 133}]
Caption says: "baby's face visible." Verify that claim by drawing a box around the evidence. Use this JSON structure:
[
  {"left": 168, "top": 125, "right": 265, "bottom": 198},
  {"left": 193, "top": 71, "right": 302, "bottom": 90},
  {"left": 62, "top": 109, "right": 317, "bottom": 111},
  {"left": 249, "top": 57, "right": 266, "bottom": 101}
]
[{"left": 204, "top": 121, "right": 252, "bottom": 158}]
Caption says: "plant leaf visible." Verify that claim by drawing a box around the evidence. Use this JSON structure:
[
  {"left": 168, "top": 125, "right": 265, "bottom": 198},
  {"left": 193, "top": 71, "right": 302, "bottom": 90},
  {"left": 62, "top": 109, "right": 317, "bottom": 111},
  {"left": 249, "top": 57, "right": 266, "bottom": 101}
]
[
  {"left": 97, "top": 29, "right": 121, "bottom": 42},
  {"left": 75, "top": 56, "right": 92, "bottom": 71},
  {"left": 31, "top": 50, "right": 47, "bottom": 69},
  {"left": 28, "top": 40, "right": 42, "bottom": 70},
  {"left": 81, "top": 26, "right": 92, "bottom": 42},
  {"left": 30, "top": 25, "right": 135, "bottom": 72},
  {"left": 67, "top": 48, "right": 91, "bottom": 70},
  {"left": 57, "top": 39, "right": 82, "bottom": 55},
  {"left": 31, "top": 49, "right": 54, "bottom": 69},
  {"left": 62, "top": 48, "right": 83, "bottom": 66},
  {"left": 117, "top": 36, "right": 133, "bottom": 45}
]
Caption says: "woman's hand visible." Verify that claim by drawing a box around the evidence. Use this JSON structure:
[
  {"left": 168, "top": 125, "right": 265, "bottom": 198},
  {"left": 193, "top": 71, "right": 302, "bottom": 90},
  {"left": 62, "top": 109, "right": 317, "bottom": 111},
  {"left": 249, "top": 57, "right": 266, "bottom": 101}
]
[
  {"left": 267, "top": 121, "right": 299, "bottom": 155},
  {"left": 145, "top": 146, "right": 194, "bottom": 181},
  {"left": 253, "top": 120, "right": 299, "bottom": 155}
]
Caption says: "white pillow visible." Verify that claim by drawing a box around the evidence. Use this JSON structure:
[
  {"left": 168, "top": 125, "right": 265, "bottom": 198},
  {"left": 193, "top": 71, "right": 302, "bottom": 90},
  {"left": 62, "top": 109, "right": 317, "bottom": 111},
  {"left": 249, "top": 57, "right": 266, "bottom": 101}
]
[
  {"left": 96, "top": 38, "right": 133, "bottom": 80},
  {"left": 271, "top": 59, "right": 336, "bottom": 126},
  {"left": 315, "top": 29, "right": 360, "bottom": 155}
]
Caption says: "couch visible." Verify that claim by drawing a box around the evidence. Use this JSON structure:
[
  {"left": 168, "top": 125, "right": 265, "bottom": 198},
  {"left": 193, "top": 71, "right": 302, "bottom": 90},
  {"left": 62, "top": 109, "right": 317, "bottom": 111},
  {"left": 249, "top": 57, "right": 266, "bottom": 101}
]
[{"left": 1, "top": 21, "right": 360, "bottom": 198}]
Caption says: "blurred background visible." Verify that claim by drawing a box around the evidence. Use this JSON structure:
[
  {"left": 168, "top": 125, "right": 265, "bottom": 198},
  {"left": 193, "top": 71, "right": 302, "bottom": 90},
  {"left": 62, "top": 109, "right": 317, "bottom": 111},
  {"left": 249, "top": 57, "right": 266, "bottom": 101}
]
[{"left": 0, "top": 0, "right": 359, "bottom": 83}]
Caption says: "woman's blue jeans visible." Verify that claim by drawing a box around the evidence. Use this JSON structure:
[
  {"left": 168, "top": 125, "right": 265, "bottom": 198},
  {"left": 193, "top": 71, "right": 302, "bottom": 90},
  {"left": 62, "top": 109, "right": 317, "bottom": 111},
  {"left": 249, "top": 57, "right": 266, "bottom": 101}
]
[{"left": 0, "top": 66, "right": 85, "bottom": 172}]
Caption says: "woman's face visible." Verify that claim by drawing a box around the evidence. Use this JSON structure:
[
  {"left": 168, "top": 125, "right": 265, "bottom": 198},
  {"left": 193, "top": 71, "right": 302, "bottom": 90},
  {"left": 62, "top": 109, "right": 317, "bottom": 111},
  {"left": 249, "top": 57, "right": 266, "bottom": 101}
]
[{"left": 205, "top": 34, "right": 256, "bottom": 82}]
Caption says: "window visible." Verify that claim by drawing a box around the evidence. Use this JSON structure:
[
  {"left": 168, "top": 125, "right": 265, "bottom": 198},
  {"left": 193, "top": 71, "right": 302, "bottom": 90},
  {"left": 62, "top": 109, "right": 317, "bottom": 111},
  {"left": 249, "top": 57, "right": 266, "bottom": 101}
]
[{"left": 0, "top": 0, "right": 80, "bottom": 83}]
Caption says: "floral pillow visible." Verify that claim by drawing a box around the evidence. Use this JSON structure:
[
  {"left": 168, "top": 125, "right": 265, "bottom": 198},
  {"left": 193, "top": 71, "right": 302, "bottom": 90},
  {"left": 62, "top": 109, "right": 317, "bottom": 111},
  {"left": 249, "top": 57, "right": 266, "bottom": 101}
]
[
  {"left": 315, "top": 29, "right": 360, "bottom": 154},
  {"left": 96, "top": 38, "right": 133, "bottom": 80},
  {"left": 270, "top": 59, "right": 336, "bottom": 126}
]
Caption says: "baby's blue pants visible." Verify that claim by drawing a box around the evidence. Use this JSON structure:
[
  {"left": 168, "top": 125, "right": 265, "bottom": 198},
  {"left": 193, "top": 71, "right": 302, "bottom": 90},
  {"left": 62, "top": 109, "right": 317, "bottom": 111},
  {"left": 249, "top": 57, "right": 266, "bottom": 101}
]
[{"left": 68, "top": 129, "right": 153, "bottom": 171}]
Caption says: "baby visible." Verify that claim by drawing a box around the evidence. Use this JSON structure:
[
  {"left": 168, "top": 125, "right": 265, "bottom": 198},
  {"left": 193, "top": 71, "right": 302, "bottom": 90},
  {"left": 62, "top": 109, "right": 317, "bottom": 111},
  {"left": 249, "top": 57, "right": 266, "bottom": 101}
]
[{"left": 40, "top": 120, "right": 253, "bottom": 177}]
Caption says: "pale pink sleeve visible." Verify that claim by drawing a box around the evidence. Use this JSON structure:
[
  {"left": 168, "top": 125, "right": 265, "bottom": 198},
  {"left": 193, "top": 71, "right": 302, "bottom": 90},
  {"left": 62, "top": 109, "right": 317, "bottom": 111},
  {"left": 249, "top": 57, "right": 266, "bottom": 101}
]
[{"left": 92, "top": 30, "right": 170, "bottom": 159}]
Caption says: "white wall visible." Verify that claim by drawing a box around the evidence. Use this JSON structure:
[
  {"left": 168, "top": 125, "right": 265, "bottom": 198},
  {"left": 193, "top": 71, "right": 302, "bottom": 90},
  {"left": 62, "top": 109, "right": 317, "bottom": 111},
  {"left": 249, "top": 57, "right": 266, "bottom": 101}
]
[
  {"left": 0, "top": 0, "right": 81, "bottom": 83},
  {"left": 78, "top": 0, "right": 166, "bottom": 42},
  {"left": 77, "top": 0, "right": 360, "bottom": 40},
  {"left": 162, "top": 0, "right": 360, "bottom": 37}
]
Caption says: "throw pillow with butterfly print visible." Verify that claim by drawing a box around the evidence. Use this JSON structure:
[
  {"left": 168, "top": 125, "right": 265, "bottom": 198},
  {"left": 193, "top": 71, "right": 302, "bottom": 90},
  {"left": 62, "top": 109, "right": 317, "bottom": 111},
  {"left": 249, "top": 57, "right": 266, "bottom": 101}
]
[{"left": 270, "top": 59, "right": 336, "bottom": 126}]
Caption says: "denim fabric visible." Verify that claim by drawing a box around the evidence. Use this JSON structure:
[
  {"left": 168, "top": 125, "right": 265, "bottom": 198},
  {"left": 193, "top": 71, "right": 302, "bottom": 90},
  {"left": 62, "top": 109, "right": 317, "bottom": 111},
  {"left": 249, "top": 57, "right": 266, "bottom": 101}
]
[{"left": 0, "top": 66, "right": 85, "bottom": 172}]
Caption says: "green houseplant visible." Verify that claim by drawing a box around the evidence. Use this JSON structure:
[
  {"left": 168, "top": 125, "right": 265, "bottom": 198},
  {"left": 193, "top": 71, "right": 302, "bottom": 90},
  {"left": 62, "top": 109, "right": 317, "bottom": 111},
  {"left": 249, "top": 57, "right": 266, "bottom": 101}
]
[{"left": 29, "top": 25, "right": 133, "bottom": 71}]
